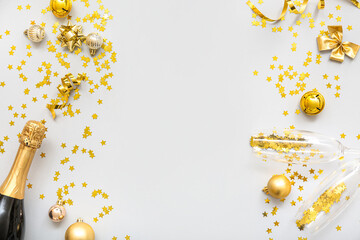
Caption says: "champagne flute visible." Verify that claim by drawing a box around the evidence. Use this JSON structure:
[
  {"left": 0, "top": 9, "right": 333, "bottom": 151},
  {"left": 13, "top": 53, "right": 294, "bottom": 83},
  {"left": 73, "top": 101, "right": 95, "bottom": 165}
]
[
  {"left": 295, "top": 160, "right": 360, "bottom": 234},
  {"left": 250, "top": 129, "right": 360, "bottom": 164}
]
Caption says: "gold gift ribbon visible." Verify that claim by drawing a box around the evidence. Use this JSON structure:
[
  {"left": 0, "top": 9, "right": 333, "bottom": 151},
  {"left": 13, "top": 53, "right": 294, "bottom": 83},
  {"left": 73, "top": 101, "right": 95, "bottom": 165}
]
[
  {"left": 247, "top": 0, "right": 360, "bottom": 22},
  {"left": 317, "top": 25, "right": 360, "bottom": 62},
  {"left": 47, "top": 73, "right": 86, "bottom": 119}
]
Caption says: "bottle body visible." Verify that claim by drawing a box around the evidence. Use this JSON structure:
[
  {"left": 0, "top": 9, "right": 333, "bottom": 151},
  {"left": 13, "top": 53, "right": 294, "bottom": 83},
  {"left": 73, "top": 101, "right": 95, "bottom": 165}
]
[{"left": 0, "top": 195, "right": 24, "bottom": 240}]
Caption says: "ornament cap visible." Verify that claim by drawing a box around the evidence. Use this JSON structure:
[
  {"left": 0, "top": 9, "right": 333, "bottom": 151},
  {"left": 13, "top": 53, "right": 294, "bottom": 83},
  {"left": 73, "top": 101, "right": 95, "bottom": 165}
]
[
  {"left": 90, "top": 49, "right": 96, "bottom": 56},
  {"left": 262, "top": 186, "right": 269, "bottom": 194},
  {"left": 57, "top": 198, "right": 65, "bottom": 206}
]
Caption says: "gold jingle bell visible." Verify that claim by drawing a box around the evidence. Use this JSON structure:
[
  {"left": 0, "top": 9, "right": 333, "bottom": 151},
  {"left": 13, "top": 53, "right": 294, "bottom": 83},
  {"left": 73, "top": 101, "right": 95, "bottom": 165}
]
[
  {"left": 50, "top": 0, "right": 72, "bottom": 18},
  {"left": 65, "top": 218, "right": 95, "bottom": 240},
  {"left": 263, "top": 175, "right": 291, "bottom": 199},
  {"left": 300, "top": 91, "right": 325, "bottom": 115},
  {"left": 48, "top": 199, "right": 66, "bottom": 222},
  {"left": 24, "top": 25, "right": 45, "bottom": 43}
]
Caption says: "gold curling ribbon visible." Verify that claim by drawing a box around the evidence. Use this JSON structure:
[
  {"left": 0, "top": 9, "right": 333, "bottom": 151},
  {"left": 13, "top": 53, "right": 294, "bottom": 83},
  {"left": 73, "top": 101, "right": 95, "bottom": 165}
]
[
  {"left": 47, "top": 73, "right": 86, "bottom": 119},
  {"left": 317, "top": 25, "right": 360, "bottom": 62},
  {"left": 247, "top": 0, "right": 359, "bottom": 22},
  {"left": 351, "top": 0, "right": 360, "bottom": 8}
]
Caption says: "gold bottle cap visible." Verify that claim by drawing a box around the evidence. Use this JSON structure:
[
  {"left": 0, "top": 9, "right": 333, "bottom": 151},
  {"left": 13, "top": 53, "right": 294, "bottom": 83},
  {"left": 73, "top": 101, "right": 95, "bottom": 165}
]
[
  {"left": 300, "top": 91, "right": 325, "bottom": 115},
  {"left": 19, "top": 120, "right": 46, "bottom": 149}
]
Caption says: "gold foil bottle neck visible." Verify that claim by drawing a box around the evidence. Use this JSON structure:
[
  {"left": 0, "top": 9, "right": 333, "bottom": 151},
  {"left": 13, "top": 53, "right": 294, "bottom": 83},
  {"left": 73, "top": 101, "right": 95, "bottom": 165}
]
[
  {"left": 19, "top": 120, "right": 46, "bottom": 149},
  {"left": 0, "top": 120, "right": 45, "bottom": 199}
]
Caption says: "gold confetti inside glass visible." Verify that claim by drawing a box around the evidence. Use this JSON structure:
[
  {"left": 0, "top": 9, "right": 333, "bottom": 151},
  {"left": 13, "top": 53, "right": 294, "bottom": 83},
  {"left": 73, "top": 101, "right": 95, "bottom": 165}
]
[
  {"left": 250, "top": 129, "right": 360, "bottom": 164},
  {"left": 295, "top": 160, "right": 360, "bottom": 234}
]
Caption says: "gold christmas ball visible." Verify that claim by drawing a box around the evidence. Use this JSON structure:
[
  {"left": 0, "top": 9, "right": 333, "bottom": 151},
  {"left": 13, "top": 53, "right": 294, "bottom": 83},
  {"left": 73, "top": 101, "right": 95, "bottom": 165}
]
[
  {"left": 263, "top": 175, "right": 291, "bottom": 199},
  {"left": 50, "top": 0, "right": 72, "bottom": 18},
  {"left": 48, "top": 199, "right": 66, "bottom": 222},
  {"left": 24, "top": 25, "right": 45, "bottom": 42},
  {"left": 300, "top": 91, "right": 325, "bottom": 115},
  {"left": 65, "top": 218, "right": 95, "bottom": 240},
  {"left": 85, "top": 33, "right": 104, "bottom": 56}
]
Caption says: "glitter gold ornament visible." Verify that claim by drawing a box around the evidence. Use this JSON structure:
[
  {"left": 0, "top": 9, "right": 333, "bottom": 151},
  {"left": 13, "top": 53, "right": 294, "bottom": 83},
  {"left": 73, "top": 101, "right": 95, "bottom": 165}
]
[
  {"left": 300, "top": 91, "right": 325, "bottom": 115},
  {"left": 263, "top": 175, "right": 291, "bottom": 199},
  {"left": 50, "top": 0, "right": 72, "bottom": 18},
  {"left": 48, "top": 199, "right": 66, "bottom": 222},
  {"left": 85, "top": 33, "right": 103, "bottom": 56},
  {"left": 24, "top": 25, "right": 45, "bottom": 42},
  {"left": 65, "top": 218, "right": 95, "bottom": 240},
  {"left": 57, "top": 21, "right": 86, "bottom": 52}
]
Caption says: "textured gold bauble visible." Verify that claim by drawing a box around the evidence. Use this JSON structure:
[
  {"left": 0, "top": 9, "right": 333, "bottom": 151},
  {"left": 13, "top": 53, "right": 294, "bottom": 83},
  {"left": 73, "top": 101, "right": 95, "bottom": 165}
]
[
  {"left": 24, "top": 25, "right": 45, "bottom": 42},
  {"left": 48, "top": 199, "right": 66, "bottom": 222},
  {"left": 300, "top": 91, "right": 325, "bottom": 115},
  {"left": 50, "top": 0, "right": 72, "bottom": 18},
  {"left": 65, "top": 218, "right": 95, "bottom": 240},
  {"left": 263, "top": 175, "right": 291, "bottom": 199},
  {"left": 85, "top": 33, "right": 103, "bottom": 56}
]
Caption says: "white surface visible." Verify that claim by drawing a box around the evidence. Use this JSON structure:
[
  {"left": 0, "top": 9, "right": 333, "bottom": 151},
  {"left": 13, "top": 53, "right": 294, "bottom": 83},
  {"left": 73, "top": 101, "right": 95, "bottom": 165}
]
[{"left": 0, "top": 0, "right": 360, "bottom": 239}]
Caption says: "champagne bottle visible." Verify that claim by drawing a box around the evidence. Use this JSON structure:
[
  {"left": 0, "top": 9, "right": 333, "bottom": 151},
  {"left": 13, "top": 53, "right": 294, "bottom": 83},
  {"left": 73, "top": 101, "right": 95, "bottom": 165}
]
[{"left": 0, "top": 120, "right": 46, "bottom": 240}]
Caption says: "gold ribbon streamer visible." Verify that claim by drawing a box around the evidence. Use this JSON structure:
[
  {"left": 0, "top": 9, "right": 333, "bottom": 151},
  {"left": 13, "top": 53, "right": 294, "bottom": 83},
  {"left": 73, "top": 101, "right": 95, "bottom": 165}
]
[
  {"left": 247, "top": 0, "right": 359, "bottom": 22},
  {"left": 317, "top": 25, "right": 360, "bottom": 62},
  {"left": 47, "top": 73, "right": 86, "bottom": 119},
  {"left": 351, "top": 0, "right": 360, "bottom": 8}
]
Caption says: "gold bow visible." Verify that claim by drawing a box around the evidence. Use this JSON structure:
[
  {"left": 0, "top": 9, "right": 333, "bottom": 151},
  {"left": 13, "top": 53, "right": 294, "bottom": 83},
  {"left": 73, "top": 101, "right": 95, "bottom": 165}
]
[
  {"left": 317, "top": 26, "right": 360, "bottom": 62},
  {"left": 47, "top": 73, "right": 86, "bottom": 119},
  {"left": 247, "top": 0, "right": 360, "bottom": 22}
]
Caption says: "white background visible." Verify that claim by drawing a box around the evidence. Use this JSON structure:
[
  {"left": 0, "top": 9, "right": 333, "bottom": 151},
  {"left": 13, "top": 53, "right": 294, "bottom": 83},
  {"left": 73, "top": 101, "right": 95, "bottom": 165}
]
[{"left": 0, "top": 0, "right": 360, "bottom": 239}]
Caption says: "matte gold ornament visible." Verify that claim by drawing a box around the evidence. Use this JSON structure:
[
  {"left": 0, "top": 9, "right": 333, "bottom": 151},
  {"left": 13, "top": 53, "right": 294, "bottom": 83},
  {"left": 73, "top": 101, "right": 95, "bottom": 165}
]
[
  {"left": 65, "top": 218, "right": 95, "bottom": 240},
  {"left": 50, "top": 0, "right": 72, "bottom": 18},
  {"left": 57, "top": 21, "right": 86, "bottom": 52},
  {"left": 263, "top": 175, "right": 291, "bottom": 199},
  {"left": 300, "top": 91, "right": 325, "bottom": 115},
  {"left": 24, "top": 25, "right": 45, "bottom": 42},
  {"left": 48, "top": 199, "right": 66, "bottom": 222},
  {"left": 85, "top": 33, "right": 103, "bottom": 56}
]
